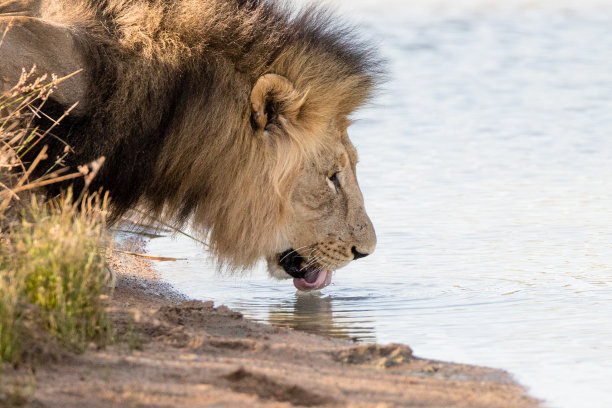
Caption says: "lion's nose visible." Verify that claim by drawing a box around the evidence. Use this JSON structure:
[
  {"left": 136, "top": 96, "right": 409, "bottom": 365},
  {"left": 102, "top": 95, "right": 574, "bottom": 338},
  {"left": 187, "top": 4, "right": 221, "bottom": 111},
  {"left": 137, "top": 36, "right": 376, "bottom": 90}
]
[{"left": 351, "top": 246, "right": 370, "bottom": 260}]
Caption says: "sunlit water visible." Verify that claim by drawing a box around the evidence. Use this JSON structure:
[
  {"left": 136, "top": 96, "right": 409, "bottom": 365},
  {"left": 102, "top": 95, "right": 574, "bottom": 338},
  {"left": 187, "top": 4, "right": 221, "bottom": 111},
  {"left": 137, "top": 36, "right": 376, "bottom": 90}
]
[{"left": 147, "top": 2, "right": 612, "bottom": 407}]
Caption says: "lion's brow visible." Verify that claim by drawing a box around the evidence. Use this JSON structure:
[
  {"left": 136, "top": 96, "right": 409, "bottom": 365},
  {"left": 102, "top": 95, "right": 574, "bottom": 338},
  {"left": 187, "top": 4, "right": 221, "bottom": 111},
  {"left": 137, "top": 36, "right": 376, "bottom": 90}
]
[{"left": 345, "top": 144, "right": 359, "bottom": 165}]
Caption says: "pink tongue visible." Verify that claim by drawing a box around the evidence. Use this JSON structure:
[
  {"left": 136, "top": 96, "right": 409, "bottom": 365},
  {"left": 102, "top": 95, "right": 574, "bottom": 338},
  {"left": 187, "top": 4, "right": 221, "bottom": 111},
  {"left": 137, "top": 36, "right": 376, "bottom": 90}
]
[{"left": 292, "top": 269, "right": 333, "bottom": 291}]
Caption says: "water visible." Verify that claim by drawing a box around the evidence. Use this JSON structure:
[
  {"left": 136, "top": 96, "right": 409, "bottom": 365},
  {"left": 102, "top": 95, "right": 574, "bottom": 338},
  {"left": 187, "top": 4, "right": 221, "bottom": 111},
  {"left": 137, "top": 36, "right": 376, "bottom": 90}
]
[{"left": 147, "top": 1, "right": 612, "bottom": 407}]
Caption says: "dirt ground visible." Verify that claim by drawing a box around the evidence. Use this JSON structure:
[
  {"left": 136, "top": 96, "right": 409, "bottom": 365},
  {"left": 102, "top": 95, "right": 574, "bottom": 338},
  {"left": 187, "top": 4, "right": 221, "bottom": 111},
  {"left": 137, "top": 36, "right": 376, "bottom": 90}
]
[{"left": 0, "top": 236, "right": 541, "bottom": 408}]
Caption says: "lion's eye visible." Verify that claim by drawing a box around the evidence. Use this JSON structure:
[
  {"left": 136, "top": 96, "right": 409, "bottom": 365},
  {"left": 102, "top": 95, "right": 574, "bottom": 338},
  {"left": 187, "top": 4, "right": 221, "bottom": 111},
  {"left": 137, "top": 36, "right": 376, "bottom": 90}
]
[{"left": 328, "top": 172, "right": 341, "bottom": 190}]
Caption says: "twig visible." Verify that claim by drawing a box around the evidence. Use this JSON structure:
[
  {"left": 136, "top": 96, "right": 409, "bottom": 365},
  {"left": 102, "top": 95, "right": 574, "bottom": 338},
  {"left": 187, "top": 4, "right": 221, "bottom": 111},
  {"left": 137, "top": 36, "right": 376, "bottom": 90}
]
[
  {"left": 0, "top": 17, "right": 14, "bottom": 49},
  {"left": 129, "top": 207, "right": 210, "bottom": 248},
  {"left": 114, "top": 250, "right": 186, "bottom": 261}
]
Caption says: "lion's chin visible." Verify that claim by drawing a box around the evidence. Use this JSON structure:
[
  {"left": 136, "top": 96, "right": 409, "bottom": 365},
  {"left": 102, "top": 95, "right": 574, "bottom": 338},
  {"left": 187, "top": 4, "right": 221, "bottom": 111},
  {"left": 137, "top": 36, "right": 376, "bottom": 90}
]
[{"left": 292, "top": 269, "right": 333, "bottom": 292}]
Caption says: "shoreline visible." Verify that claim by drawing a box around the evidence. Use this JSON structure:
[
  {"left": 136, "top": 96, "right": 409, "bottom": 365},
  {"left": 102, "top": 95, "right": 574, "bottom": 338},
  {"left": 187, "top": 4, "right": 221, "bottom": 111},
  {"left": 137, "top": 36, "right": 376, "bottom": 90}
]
[{"left": 1, "top": 234, "right": 541, "bottom": 408}]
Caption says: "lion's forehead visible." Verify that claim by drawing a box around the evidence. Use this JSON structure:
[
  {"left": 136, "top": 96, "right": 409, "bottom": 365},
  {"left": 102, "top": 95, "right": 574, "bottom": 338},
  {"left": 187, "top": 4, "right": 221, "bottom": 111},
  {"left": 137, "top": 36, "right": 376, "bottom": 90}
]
[
  {"left": 341, "top": 131, "right": 359, "bottom": 166},
  {"left": 309, "top": 132, "right": 358, "bottom": 173}
]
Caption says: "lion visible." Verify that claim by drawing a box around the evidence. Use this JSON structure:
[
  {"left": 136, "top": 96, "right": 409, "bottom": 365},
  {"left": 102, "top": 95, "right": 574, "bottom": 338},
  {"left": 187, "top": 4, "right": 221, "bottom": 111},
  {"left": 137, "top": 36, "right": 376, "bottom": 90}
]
[{"left": 0, "top": 0, "right": 380, "bottom": 291}]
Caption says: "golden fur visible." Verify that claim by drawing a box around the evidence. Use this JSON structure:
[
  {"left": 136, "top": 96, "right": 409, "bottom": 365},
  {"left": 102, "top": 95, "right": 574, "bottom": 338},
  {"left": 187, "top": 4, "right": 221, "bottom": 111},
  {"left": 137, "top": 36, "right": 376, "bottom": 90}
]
[{"left": 0, "top": 0, "right": 380, "bottom": 275}]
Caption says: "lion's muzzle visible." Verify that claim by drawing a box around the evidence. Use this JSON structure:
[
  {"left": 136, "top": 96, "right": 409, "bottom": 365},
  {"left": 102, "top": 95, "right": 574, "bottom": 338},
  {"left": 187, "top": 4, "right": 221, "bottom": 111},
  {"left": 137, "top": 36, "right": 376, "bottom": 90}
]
[{"left": 277, "top": 248, "right": 333, "bottom": 291}]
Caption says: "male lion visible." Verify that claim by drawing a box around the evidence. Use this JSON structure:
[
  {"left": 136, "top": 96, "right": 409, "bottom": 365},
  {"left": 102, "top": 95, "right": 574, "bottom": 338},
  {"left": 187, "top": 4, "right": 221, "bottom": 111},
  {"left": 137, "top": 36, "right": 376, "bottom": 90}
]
[{"left": 0, "top": 0, "right": 380, "bottom": 291}]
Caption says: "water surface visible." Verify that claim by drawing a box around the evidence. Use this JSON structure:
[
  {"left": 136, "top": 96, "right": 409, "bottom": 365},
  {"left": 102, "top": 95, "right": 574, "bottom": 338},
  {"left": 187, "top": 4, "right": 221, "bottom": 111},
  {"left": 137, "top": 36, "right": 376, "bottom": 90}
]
[{"left": 149, "top": 2, "right": 612, "bottom": 407}]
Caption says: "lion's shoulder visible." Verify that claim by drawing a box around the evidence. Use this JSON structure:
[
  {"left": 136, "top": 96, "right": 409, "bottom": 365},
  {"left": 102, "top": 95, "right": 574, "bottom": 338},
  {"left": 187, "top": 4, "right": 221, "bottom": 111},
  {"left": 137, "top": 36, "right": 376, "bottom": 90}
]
[{"left": 0, "top": 0, "right": 42, "bottom": 17}]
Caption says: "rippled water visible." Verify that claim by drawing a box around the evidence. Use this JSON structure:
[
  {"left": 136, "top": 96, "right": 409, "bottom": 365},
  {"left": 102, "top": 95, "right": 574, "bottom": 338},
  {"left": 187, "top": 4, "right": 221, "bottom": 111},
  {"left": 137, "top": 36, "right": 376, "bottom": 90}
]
[{"left": 147, "top": 2, "right": 612, "bottom": 407}]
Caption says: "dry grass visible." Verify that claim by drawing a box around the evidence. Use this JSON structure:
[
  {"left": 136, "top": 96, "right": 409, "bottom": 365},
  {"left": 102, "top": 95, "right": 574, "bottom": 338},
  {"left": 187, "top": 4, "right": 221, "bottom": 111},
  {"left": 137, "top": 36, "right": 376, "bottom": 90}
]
[
  {"left": 1, "top": 192, "right": 112, "bottom": 359},
  {"left": 0, "top": 66, "right": 112, "bottom": 367}
]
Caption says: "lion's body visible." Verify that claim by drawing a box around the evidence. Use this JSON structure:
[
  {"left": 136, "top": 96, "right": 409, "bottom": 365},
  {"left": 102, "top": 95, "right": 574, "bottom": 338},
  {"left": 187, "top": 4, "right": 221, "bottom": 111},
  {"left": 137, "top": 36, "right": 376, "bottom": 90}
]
[{"left": 0, "top": 0, "right": 379, "bottom": 282}]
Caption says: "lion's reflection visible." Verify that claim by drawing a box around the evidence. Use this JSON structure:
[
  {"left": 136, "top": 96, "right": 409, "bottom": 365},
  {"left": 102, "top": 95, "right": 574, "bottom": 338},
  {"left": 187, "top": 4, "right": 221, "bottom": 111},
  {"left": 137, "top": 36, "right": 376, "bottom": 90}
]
[{"left": 267, "top": 293, "right": 376, "bottom": 343}]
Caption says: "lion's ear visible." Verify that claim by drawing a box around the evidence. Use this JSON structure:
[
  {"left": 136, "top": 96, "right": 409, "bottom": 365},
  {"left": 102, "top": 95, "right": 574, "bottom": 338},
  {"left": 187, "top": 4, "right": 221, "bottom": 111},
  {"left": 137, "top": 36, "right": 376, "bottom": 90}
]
[{"left": 250, "top": 74, "right": 306, "bottom": 131}]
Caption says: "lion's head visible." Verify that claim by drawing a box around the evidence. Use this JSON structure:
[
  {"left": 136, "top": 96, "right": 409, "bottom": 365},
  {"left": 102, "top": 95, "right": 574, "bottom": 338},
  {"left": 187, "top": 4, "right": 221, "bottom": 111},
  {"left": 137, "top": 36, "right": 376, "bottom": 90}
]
[{"left": 249, "top": 74, "right": 376, "bottom": 290}]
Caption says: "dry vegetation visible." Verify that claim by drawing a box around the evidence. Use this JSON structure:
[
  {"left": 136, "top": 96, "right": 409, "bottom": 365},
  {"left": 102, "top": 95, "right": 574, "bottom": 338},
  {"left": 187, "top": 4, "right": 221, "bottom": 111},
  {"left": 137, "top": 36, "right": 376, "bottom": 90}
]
[{"left": 0, "top": 66, "right": 112, "bottom": 372}]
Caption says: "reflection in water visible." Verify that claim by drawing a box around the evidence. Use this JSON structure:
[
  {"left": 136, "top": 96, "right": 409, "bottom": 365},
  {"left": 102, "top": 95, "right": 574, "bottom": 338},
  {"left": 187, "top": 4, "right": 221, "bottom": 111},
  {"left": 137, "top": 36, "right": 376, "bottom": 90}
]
[{"left": 267, "top": 293, "right": 377, "bottom": 342}]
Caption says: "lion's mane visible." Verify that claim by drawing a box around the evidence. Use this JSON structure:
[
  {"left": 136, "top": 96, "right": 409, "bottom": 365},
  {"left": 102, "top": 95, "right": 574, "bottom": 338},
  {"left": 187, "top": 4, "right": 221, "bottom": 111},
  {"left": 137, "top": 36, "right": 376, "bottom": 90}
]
[{"left": 0, "top": 0, "right": 381, "bottom": 267}]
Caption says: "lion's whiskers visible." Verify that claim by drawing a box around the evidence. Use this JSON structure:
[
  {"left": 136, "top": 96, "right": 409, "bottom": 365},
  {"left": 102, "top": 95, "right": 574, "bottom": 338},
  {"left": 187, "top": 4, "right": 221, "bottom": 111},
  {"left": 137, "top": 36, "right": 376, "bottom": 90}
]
[
  {"left": 279, "top": 245, "right": 312, "bottom": 263},
  {"left": 300, "top": 248, "right": 326, "bottom": 271}
]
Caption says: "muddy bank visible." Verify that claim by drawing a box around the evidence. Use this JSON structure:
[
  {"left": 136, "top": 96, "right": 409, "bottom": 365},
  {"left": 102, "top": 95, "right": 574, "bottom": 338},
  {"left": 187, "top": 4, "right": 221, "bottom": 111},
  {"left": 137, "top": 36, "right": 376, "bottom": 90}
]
[{"left": 1, "top": 238, "right": 540, "bottom": 408}]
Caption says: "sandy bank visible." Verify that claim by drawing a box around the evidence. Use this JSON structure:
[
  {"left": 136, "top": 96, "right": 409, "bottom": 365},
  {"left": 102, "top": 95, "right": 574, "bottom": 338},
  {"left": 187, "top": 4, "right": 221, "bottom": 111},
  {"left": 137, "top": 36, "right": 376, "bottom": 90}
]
[{"left": 1, "top": 236, "right": 540, "bottom": 408}]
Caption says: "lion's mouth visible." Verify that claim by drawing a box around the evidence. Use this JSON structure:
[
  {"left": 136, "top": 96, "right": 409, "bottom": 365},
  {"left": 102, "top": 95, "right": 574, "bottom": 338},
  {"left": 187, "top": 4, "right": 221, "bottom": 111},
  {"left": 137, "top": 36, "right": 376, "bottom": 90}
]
[{"left": 278, "top": 249, "right": 333, "bottom": 291}]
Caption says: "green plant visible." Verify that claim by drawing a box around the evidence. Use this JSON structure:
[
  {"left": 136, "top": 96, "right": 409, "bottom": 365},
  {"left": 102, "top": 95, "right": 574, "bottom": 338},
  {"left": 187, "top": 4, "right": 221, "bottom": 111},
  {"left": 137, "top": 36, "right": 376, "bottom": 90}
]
[
  {"left": 1, "top": 192, "right": 112, "bottom": 354},
  {"left": 0, "top": 62, "right": 111, "bottom": 363}
]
